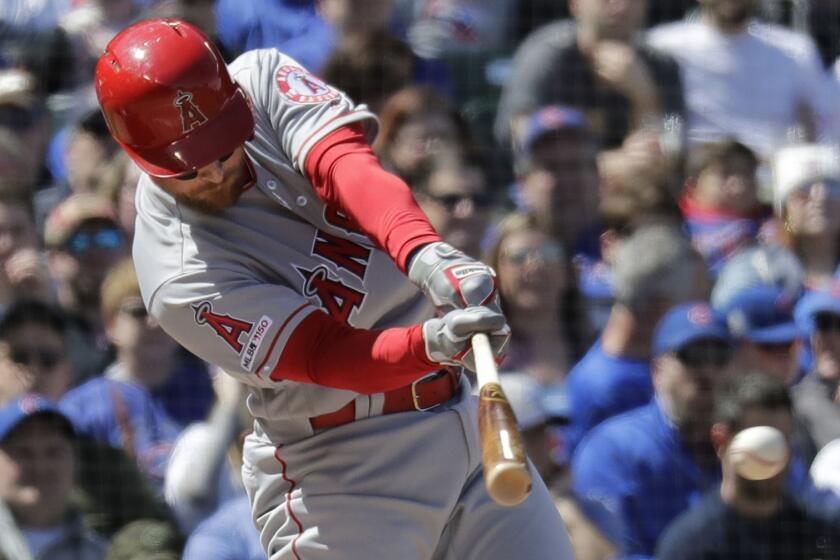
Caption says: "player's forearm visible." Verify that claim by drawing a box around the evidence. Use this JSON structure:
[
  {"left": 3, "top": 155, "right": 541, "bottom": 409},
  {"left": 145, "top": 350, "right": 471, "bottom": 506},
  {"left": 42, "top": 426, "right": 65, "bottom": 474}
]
[
  {"left": 270, "top": 310, "right": 439, "bottom": 394},
  {"left": 305, "top": 124, "right": 442, "bottom": 272}
]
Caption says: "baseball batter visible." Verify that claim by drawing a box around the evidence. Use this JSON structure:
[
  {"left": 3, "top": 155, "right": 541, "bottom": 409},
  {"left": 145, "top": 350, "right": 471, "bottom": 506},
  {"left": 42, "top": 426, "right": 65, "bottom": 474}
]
[{"left": 94, "top": 19, "right": 573, "bottom": 560}]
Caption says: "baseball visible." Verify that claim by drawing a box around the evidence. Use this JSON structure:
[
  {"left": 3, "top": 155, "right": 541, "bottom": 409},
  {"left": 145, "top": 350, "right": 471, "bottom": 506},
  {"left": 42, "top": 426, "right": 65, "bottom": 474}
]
[{"left": 727, "top": 426, "right": 789, "bottom": 481}]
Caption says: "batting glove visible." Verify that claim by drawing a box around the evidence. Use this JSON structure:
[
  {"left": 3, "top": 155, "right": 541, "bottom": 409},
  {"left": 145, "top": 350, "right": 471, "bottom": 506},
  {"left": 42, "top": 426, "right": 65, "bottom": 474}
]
[
  {"left": 408, "top": 242, "right": 501, "bottom": 314},
  {"left": 422, "top": 306, "right": 511, "bottom": 372}
]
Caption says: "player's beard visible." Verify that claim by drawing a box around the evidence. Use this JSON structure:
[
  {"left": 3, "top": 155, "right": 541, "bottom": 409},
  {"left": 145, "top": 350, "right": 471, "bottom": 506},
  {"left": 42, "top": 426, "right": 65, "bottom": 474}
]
[
  {"left": 173, "top": 160, "right": 254, "bottom": 215},
  {"left": 174, "top": 181, "right": 244, "bottom": 215}
]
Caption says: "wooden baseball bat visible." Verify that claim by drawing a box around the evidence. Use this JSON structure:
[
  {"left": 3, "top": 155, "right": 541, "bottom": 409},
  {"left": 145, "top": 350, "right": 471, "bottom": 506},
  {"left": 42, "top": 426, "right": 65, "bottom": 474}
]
[{"left": 472, "top": 333, "right": 532, "bottom": 507}]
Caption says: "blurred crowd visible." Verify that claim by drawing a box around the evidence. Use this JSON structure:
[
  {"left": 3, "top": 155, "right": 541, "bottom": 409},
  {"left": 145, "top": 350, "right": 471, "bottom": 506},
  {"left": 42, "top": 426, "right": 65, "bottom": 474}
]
[{"left": 2, "top": 0, "right": 840, "bottom": 558}]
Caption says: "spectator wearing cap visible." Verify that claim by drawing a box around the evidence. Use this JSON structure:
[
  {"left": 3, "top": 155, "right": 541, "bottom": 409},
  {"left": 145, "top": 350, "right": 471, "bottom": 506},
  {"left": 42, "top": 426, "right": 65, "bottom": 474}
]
[
  {"left": 565, "top": 224, "right": 709, "bottom": 454},
  {"left": 792, "top": 287, "right": 840, "bottom": 453},
  {"left": 0, "top": 299, "right": 73, "bottom": 405},
  {"left": 513, "top": 106, "right": 601, "bottom": 259},
  {"left": 657, "top": 372, "right": 840, "bottom": 560},
  {"left": 495, "top": 0, "right": 684, "bottom": 150},
  {"left": 679, "top": 140, "right": 768, "bottom": 277},
  {"left": 0, "top": 68, "right": 51, "bottom": 192},
  {"left": 710, "top": 244, "right": 804, "bottom": 312},
  {"left": 718, "top": 285, "right": 802, "bottom": 386},
  {"left": 44, "top": 193, "right": 128, "bottom": 380},
  {"left": 771, "top": 143, "right": 840, "bottom": 289},
  {"left": 0, "top": 393, "right": 108, "bottom": 560},
  {"left": 571, "top": 301, "right": 734, "bottom": 557}
]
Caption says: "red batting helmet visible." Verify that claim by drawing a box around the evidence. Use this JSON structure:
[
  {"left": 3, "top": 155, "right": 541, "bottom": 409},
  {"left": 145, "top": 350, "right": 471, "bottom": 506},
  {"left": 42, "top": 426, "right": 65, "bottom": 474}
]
[{"left": 95, "top": 19, "right": 255, "bottom": 178}]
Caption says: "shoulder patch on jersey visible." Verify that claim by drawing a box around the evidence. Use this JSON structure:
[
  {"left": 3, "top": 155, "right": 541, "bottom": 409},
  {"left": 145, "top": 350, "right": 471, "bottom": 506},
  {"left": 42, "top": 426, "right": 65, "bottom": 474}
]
[
  {"left": 275, "top": 65, "right": 340, "bottom": 104},
  {"left": 192, "top": 301, "right": 254, "bottom": 354}
]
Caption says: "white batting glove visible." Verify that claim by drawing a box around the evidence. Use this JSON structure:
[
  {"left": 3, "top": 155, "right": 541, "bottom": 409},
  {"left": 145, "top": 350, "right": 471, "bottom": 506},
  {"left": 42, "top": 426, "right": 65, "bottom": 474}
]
[
  {"left": 408, "top": 242, "right": 501, "bottom": 314},
  {"left": 422, "top": 306, "right": 511, "bottom": 372}
]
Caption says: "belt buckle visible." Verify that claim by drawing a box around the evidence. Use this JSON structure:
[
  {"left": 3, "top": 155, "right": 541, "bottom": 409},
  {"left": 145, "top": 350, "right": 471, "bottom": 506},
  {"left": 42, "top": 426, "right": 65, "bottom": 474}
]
[{"left": 411, "top": 370, "right": 447, "bottom": 411}]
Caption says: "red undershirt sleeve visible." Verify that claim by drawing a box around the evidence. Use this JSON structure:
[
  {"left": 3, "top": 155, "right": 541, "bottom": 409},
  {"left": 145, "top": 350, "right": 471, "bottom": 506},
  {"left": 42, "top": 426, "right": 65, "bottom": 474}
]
[
  {"left": 304, "top": 124, "right": 442, "bottom": 273},
  {"left": 270, "top": 309, "right": 439, "bottom": 394}
]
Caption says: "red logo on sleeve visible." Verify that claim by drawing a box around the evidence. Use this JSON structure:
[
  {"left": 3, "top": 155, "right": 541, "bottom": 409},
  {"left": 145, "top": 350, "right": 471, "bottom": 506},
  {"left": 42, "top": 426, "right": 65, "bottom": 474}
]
[
  {"left": 275, "top": 65, "right": 340, "bottom": 104},
  {"left": 193, "top": 301, "right": 253, "bottom": 353}
]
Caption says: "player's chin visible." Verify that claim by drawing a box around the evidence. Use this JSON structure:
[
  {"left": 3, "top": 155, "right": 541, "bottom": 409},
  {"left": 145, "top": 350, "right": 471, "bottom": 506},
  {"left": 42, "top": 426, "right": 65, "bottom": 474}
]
[{"left": 184, "top": 186, "right": 243, "bottom": 214}]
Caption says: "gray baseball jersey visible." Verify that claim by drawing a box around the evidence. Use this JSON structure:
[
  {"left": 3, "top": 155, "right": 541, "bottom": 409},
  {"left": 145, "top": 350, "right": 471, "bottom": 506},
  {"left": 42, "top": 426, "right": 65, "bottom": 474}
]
[{"left": 134, "top": 48, "right": 431, "bottom": 443}]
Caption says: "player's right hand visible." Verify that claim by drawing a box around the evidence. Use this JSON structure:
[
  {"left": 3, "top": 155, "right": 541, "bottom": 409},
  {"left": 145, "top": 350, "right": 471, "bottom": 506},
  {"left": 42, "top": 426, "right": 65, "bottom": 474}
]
[
  {"left": 422, "top": 306, "right": 510, "bottom": 372},
  {"left": 408, "top": 242, "right": 502, "bottom": 315}
]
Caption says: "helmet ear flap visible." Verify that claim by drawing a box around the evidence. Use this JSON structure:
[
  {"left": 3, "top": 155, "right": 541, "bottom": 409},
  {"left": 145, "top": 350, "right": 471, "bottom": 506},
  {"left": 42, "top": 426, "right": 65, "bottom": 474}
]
[{"left": 95, "top": 19, "right": 255, "bottom": 178}]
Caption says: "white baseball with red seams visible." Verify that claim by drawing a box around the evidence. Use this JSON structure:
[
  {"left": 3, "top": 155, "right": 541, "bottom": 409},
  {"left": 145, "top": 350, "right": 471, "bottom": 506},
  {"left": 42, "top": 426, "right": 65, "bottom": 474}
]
[{"left": 727, "top": 426, "right": 789, "bottom": 481}]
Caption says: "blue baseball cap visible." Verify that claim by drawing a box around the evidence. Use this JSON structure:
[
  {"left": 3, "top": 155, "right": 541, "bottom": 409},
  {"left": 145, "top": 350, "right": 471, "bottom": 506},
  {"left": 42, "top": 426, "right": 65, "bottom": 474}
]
[
  {"left": 520, "top": 105, "right": 587, "bottom": 155},
  {"left": 719, "top": 285, "right": 798, "bottom": 344},
  {"left": 654, "top": 301, "right": 732, "bottom": 355},
  {"left": 795, "top": 285, "right": 840, "bottom": 336},
  {"left": 0, "top": 393, "right": 74, "bottom": 442}
]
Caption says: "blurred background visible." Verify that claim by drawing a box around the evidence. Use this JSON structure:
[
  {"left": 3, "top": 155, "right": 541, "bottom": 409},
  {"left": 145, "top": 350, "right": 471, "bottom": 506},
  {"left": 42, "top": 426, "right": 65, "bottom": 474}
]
[{"left": 3, "top": 1, "right": 840, "bottom": 558}]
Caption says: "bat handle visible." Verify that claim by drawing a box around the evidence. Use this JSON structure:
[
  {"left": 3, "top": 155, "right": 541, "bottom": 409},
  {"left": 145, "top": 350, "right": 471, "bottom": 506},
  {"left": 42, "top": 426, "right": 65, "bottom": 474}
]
[{"left": 472, "top": 333, "right": 532, "bottom": 507}]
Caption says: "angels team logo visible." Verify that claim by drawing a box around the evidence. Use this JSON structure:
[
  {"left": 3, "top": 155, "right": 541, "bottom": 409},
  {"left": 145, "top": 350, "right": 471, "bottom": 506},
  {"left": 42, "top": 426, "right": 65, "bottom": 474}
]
[
  {"left": 276, "top": 65, "right": 340, "bottom": 104},
  {"left": 192, "top": 301, "right": 253, "bottom": 353},
  {"left": 295, "top": 265, "right": 365, "bottom": 324},
  {"left": 174, "top": 91, "right": 208, "bottom": 133}
]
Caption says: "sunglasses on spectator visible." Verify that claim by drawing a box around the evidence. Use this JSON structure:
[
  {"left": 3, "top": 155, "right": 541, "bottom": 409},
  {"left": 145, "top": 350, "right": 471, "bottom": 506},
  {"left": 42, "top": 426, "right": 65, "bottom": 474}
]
[
  {"left": 815, "top": 312, "right": 840, "bottom": 333},
  {"left": 792, "top": 179, "right": 840, "bottom": 199},
  {"left": 675, "top": 341, "right": 734, "bottom": 369},
  {"left": 65, "top": 228, "right": 124, "bottom": 256},
  {"left": 9, "top": 348, "right": 61, "bottom": 369},
  {"left": 423, "top": 192, "right": 494, "bottom": 211},
  {"left": 175, "top": 150, "right": 235, "bottom": 181},
  {"left": 502, "top": 243, "right": 564, "bottom": 266}
]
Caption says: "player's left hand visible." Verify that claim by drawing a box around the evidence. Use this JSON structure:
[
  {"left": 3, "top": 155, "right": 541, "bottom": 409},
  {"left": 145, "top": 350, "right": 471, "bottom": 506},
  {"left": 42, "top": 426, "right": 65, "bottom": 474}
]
[
  {"left": 422, "top": 306, "right": 511, "bottom": 372},
  {"left": 408, "top": 242, "right": 501, "bottom": 314}
]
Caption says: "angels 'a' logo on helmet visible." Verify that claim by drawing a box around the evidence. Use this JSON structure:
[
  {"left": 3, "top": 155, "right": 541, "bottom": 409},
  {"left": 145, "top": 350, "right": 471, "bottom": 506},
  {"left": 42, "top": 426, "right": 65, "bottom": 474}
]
[{"left": 174, "top": 90, "right": 208, "bottom": 133}]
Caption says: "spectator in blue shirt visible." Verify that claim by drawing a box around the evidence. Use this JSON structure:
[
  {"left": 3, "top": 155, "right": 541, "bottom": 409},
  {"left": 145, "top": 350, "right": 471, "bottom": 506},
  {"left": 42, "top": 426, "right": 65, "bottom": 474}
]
[
  {"left": 571, "top": 301, "right": 734, "bottom": 557},
  {"left": 183, "top": 494, "right": 264, "bottom": 560},
  {"left": 215, "top": 0, "right": 335, "bottom": 72},
  {"left": 565, "top": 224, "right": 709, "bottom": 453},
  {"left": 657, "top": 372, "right": 840, "bottom": 559}
]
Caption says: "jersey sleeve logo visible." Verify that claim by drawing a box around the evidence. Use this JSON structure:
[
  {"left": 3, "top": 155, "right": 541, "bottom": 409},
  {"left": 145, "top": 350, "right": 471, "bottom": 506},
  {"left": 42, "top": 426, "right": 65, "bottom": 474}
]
[
  {"left": 275, "top": 65, "right": 340, "bottom": 104},
  {"left": 193, "top": 301, "right": 253, "bottom": 354},
  {"left": 174, "top": 91, "right": 209, "bottom": 133}
]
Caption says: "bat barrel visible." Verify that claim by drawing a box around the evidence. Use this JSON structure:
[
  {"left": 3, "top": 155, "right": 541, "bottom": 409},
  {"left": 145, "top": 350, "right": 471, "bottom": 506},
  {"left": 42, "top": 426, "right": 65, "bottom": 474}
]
[{"left": 472, "top": 334, "right": 532, "bottom": 507}]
